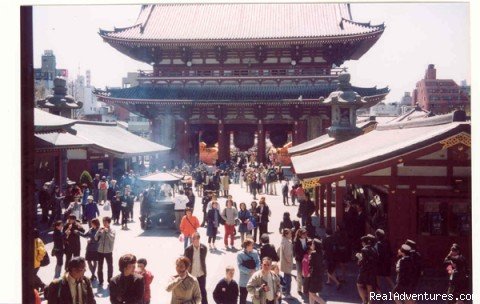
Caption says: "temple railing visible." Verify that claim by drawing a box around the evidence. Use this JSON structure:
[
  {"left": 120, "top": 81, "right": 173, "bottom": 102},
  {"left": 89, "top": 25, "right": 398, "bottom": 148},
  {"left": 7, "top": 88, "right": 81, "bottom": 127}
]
[{"left": 136, "top": 66, "right": 346, "bottom": 81}]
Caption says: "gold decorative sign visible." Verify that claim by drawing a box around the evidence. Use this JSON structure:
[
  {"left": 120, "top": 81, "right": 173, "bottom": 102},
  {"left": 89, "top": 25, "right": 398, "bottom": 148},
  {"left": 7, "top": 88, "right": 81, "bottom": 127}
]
[
  {"left": 301, "top": 178, "right": 321, "bottom": 189},
  {"left": 440, "top": 132, "right": 470, "bottom": 150}
]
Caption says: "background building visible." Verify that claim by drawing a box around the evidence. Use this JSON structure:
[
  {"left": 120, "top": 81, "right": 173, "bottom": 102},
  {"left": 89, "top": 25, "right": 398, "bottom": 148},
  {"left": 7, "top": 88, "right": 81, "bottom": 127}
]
[
  {"left": 34, "top": 50, "right": 68, "bottom": 100},
  {"left": 412, "top": 64, "right": 469, "bottom": 114}
]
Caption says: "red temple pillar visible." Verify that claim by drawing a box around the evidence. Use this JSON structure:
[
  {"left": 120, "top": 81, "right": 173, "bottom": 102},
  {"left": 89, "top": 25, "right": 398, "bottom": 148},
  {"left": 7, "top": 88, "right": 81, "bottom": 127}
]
[
  {"left": 257, "top": 121, "right": 266, "bottom": 164},
  {"left": 217, "top": 121, "right": 229, "bottom": 163},
  {"left": 326, "top": 183, "right": 332, "bottom": 230},
  {"left": 108, "top": 154, "right": 114, "bottom": 178},
  {"left": 292, "top": 120, "right": 308, "bottom": 146},
  {"left": 319, "top": 184, "right": 325, "bottom": 228},
  {"left": 335, "top": 181, "right": 346, "bottom": 226},
  {"left": 177, "top": 120, "right": 190, "bottom": 162},
  {"left": 314, "top": 185, "right": 320, "bottom": 216}
]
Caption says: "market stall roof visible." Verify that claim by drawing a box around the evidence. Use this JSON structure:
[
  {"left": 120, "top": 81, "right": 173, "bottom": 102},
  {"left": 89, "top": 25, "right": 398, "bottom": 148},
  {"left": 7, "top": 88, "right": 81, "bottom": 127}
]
[
  {"left": 291, "top": 111, "right": 470, "bottom": 181},
  {"left": 288, "top": 118, "right": 377, "bottom": 156},
  {"left": 35, "top": 132, "right": 92, "bottom": 150},
  {"left": 139, "top": 172, "right": 183, "bottom": 182},
  {"left": 34, "top": 108, "right": 170, "bottom": 157},
  {"left": 71, "top": 121, "right": 170, "bottom": 157},
  {"left": 34, "top": 108, "right": 76, "bottom": 132}
]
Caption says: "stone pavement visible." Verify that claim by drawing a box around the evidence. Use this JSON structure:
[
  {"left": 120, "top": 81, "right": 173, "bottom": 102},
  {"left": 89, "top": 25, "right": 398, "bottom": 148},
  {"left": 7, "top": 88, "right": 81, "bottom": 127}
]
[{"left": 36, "top": 181, "right": 449, "bottom": 303}]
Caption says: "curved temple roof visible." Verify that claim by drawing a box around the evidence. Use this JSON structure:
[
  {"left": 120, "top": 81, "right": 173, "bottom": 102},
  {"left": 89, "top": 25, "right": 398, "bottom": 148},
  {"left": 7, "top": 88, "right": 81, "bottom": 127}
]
[
  {"left": 96, "top": 84, "right": 389, "bottom": 103},
  {"left": 99, "top": 3, "right": 384, "bottom": 43}
]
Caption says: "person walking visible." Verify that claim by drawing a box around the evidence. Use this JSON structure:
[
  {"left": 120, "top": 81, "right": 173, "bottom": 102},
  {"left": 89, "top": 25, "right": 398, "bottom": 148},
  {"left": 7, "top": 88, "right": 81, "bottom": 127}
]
[
  {"left": 111, "top": 191, "right": 122, "bottom": 225},
  {"left": 95, "top": 216, "right": 116, "bottom": 287},
  {"left": 63, "top": 215, "right": 85, "bottom": 269},
  {"left": 84, "top": 195, "right": 100, "bottom": 226},
  {"left": 293, "top": 228, "right": 308, "bottom": 295},
  {"left": 238, "top": 202, "right": 252, "bottom": 244},
  {"left": 65, "top": 198, "right": 83, "bottom": 223},
  {"left": 278, "top": 212, "right": 293, "bottom": 234},
  {"left": 356, "top": 235, "right": 379, "bottom": 304},
  {"left": 249, "top": 201, "right": 259, "bottom": 244},
  {"left": 98, "top": 176, "right": 109, "bottom": 205},
  {"left": 52, "top": 220, "right": 65, "bottom": 279},
  {"left": 237, "top": 239, "right": 261, "bottom": 304},
  {"left": 333, "top": 223, "right": 350, "bottom": 282},
  {"left": 46, "top": 257, "right": 96, "bottom": 304},
  {"left": 259, "top": 234, "right": 279, "bottom": 262},
  {"left": 81, "top": 218, "right": 100, "bottom": 281},
  {"left": 174, "top": 190, "right": 190, "bottom": 233},
  {"left": 124, "top": 185, "right": 135, "bottom": 222},
  {"left": 375, "top": 229, "right": 394, "bottom": 290},
  {"left": 304, "top": 239, "right": 327, "bottom": 304},
  {"left": 213, "top": 266, "right": 239, "bottom": 304},
  {"left": 256, "top": 198, "right": 270, "bottom": 240},
  {"left": 279, "top": 229, "right": 294, "bottom": 299},
  {"left": 221, "top": 200, "right": 238, "bottom": 250},
  {"left": 109, "top": 254, "right": 145, "bottom": 304},
  {"left": 323, "top": 228, "right": 342, "bottom": 289},
  {"left": 405, "top": 239, "right": 423, "bottom": 293},
  {"left": 180, "top": 207, "right": 200, "bottom": 249},
  {"left": 184, "top": 232, "right": 209, "bottom": 304},
  {"left": 33, "top": 228, "right": 47, "bottom": 292},
  {"left": 207, "top": 201, "right": 221, "bottom": 250},
  {"left": 166, "top": 256, "right": 202, "bottom": 304},
  {"left": 246, "top": 257, "right": 281, "bottom": 304},
  {"left": 392, "top": 244, "right": 415, "bottom": 304},
  {"left": 281, "top": 181, "right": 289, "bottom": 206},
  {"left": 444, "top": 244, "right": 469, "bottom": 304},
  {"left": 135, "top": 258, "right": 154, "bottom": 304}
]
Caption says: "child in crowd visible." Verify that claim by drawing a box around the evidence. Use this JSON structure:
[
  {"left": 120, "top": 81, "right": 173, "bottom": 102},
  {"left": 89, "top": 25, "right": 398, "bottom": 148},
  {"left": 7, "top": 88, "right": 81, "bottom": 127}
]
[{"left": 136, "top": 258, "right": 154, "bottom": 304}]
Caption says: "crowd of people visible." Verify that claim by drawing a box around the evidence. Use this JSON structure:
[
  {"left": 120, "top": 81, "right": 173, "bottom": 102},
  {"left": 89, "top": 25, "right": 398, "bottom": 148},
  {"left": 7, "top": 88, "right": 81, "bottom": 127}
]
[{"left": 32, "top": 160, "right": 471, "bottom": 304}]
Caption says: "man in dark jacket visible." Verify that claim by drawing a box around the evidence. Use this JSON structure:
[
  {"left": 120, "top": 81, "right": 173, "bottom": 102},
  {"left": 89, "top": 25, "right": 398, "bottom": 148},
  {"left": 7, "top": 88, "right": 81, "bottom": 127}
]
[
  {"left": 109, "top": 254, "right": 145, "bottom": 304},
  {"left": 405, "top": 239, "right": 423, "bottom": 291},
  {"left": 63, "top": 215, "right": 85, "bottom": 269},
  {"left": 393, "top": 244, "right": 415, "bottom": 301},
  {"left": 184, "top": 232, "right": 209, "bottom": 304},
  {"left": 213, "top": 266, "right": 239, "bottom": 304},
  {"left": 259, "top": 233, "right": 279, "bottom": 262},
  {"left": 46, "top": 256, "right": 96, "bottom": 304}
]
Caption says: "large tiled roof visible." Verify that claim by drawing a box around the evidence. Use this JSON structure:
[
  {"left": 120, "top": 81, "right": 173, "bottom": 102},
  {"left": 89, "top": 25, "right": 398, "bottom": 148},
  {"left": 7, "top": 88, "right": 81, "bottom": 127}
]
[
  {"left": 99, "top": 3, "right": 384, "bottom": 42},
  {"left": 99, "top": 85, "right": 389, "bottom": 102},
  {"left": 291, "top": 112, "right": 470, "bottom": 179}
]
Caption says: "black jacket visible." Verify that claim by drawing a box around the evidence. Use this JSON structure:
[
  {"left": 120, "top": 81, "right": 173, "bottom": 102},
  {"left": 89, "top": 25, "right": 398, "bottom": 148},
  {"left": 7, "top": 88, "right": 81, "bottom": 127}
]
[
  {"left": 63, "top": 221, "right": 85, "bottom": 253},
  {"left": 256, "top": 205, "right": 270, "bottom": 223},
  {"left": 260, "top": 243, "right": 279, "bottom": 262},
  {"left": 109, "top": 274, "right": 145, "bottom": 304},
  {"left": 46, "top": 275, "right": 96, "bottom": 304},
  {"left": 213, "top": 278, "right": 239, "bottom": 304},
  {"left": 293, "top": 238, "right": 308, "bottom": 262},
  {"left": 184, "top": 244, "right": 208, "bottom": 276}
]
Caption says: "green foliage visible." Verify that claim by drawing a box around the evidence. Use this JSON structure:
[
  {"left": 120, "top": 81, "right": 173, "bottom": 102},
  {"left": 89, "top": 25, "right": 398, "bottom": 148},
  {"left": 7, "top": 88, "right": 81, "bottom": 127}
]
[{"left": 79, "top": 170, "right": 93, "bottom": 188}]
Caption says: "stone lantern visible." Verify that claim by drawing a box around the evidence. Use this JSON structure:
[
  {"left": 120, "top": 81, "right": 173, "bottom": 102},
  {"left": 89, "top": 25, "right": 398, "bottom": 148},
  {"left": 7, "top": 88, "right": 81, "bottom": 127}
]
[
  {"left": 320, "top": 73, "right": 369, "bottom": 141},
  {"left": 37, "top": 77, "right": 83, "bottom": 118}
]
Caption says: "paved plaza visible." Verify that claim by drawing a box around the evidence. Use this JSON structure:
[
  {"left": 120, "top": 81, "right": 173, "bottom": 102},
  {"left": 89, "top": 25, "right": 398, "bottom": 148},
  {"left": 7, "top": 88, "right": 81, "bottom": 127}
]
[{"left": 36, "top": 181, "right": 448, "bottom": 304}]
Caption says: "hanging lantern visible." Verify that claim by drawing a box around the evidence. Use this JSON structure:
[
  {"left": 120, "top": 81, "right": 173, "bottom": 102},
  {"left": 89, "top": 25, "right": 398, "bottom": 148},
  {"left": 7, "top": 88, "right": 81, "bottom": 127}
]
[
  {"left": 269, "top": 130, "right": 288, "bottom": 148},
  {"left": 200, "top": 131, "right": 218, "bottom": 147},
  {"left": 234, "top": 131, "right": 255, "bottom": 151}
]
